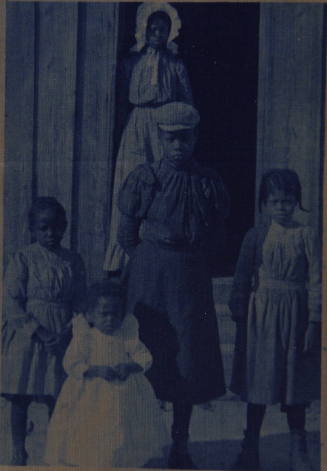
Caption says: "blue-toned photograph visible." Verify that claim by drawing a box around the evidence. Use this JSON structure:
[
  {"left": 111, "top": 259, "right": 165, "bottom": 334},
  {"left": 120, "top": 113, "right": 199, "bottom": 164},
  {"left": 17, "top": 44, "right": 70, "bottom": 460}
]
[{"left": 0, "top": 2, "right": 324, "bottom": 470}]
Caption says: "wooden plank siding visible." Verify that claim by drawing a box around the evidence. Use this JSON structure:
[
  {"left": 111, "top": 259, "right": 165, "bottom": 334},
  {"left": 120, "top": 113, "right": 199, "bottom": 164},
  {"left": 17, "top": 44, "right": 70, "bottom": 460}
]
[
  {"left": 4, "top": 3, "right": 35, "bottom": 266},
  {"left": 4, "top": 2, "right": 120, "bottom": 282},
  {"left": 74, "top": 3, "right": 119, "bottom": 283},
  {"left": 36, "top": 2, "right": 78, "bottom": 247},
  {"left": 256, "top": 4, "right": 325, "bottom": 232}
]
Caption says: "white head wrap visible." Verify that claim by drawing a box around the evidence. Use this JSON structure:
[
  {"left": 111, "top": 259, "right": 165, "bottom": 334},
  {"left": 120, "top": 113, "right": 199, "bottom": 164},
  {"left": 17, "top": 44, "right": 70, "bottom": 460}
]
[{"left": 131, "top": 2, "right": 182, "bottom": 54}]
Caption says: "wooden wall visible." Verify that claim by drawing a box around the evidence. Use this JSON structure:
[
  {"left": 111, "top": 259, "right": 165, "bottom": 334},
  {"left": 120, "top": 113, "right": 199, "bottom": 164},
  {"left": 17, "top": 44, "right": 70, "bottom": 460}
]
[
  {"left": 256, "top": 4, "right": 325, "bottom": 232},
  {"left": 4, "top": 2, "right": 119, "bottom": 282}
]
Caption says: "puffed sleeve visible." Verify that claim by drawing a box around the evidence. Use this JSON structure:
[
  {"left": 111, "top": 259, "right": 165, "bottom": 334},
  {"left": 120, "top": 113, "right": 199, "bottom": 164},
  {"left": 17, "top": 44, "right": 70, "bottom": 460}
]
[
  {"left": 229, "top": 228, "right": 257, "bottom": 321},
  {"left": 175, "top": 59, "right": 194, "bottom": 105},
  {"left": 122, "top": 314, "right": 153, "bottom": 372},
  {"left": 4, "top": 251, "right": 39, "bottom": 336},
  {"left": 118, "top": 164, "right": 156, "bottom": 254},
  {"left": 118, "top": 164, "right": 156, "bottom": 218},
  {"left": 63, "top": 314, "right": 91, "bottom": 379},
  {"left": 303, "top": 227, "right": 321, "bottom": 322},
  {"left": 71, "top": 253, "right": 87, "bottom": 314}
]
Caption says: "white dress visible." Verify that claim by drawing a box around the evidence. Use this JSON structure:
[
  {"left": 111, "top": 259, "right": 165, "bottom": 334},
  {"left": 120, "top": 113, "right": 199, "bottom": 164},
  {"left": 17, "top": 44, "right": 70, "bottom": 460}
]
[{"left": 44, "top": 314, "right": 169, "bottom": 467}]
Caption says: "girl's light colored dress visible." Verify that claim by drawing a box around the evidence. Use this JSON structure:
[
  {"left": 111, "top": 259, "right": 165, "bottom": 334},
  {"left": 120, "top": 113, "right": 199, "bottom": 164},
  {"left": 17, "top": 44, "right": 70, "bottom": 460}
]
[
  {"left": 44, "top": 313, "right": 168, "bottom": 467},
  {"left": 104, "top": 48, "right": 193, "bottom": 272},
  {"left": 229, "top": 221, "right": 321, "bottom": 405},
  {"left": 1, "top": 242, "right": 86, "bottom": 398}
]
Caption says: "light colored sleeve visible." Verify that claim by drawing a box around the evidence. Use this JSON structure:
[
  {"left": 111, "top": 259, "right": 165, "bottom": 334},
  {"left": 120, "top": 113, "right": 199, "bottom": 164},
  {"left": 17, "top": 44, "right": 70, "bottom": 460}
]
[
  {"left": 304, "top": 227, "right": 322, "bottom": 322},
  {"left": 63, "top": 315, "right": 91, "bottom": 379},
  {"left": 123, "top": 315, "right": 153, "bottom": 372},
  {"left": 4, "top": 251, "right": 39, "bottom": 336}
]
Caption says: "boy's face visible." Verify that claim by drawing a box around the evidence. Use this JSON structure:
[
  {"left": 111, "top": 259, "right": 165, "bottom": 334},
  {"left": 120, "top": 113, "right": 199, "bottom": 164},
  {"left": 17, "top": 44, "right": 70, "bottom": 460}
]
[
  {"left": 89, "top": 296, "right": 123, "bottom": 335},
  {"left": 33, "top": 209, "right": 65, "bottom": 251},
  {"left": 160, "top": 128, "right": 196, "bottom": 169},
  {"left": 265, "top": 190, "right": 297, "bottom": 226}
]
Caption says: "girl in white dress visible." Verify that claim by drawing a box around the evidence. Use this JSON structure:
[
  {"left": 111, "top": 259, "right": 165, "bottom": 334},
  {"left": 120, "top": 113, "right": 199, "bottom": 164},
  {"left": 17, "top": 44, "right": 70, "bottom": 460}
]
[
  {"left": 229, "top": 169, "right": 321, "bottom": 471},
  {"left": 44, "top": 281, "right": 168, "bottom": 467}
]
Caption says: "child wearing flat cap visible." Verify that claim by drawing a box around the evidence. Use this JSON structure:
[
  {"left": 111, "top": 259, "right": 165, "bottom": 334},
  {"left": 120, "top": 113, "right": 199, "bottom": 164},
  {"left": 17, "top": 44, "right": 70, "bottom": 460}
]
[{"left": 118, "top": 102, "right": 229, "bottom": 469}]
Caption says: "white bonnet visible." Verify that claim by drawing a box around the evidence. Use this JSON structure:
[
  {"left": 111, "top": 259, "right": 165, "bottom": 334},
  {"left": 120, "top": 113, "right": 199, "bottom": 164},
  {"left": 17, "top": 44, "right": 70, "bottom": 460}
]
[{"left": 131, "top": 2, "right": 182, "bottom": 54}]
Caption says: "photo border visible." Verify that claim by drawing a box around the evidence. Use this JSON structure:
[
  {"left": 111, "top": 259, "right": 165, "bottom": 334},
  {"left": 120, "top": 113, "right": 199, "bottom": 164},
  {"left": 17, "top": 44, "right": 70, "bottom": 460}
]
[{"left": 0, "top": 1, "right": 325, "bottom": 471}]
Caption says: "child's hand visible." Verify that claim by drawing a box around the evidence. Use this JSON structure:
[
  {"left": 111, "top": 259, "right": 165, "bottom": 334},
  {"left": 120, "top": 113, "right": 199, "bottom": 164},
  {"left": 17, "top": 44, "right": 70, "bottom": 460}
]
[
  {"left": 114, "top": 362, "right": 142, "bottom": 381},
  {"left": 84, "top": 366, "right": 119, "bottom": 382},
  {"left": 304, "top": 322, "right": 321, "bottom": 353},
  {"left": 114, "top": 363, "right": 130, "bottom": 381}
]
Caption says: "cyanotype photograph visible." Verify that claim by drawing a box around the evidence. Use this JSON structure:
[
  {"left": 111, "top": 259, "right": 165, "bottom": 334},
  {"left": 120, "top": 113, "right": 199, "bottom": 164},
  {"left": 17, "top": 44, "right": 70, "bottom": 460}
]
[{"left": 0, "top": 2, "right": 324, "bottom": 470}]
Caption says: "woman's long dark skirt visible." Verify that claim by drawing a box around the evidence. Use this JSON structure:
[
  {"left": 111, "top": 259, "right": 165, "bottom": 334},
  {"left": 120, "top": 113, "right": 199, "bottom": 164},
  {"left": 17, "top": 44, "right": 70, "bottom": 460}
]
[{"left": 127, "top": 240, "right": 226, "bottom": 404}]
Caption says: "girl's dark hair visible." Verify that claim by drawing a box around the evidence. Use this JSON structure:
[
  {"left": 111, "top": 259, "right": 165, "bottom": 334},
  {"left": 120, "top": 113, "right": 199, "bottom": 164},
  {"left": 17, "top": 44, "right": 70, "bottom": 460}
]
[
  {"left": 259, "top": 168, "right": 307, "bottom": 212},
  {"left": 86, "top": 280, "right": 126, "bottom": 315},
  {"left": 28, "top": 197, "right": 67, "bottom": 230},
  {"left": 147, "top": 11, "right": 172, "bottom": 31}
]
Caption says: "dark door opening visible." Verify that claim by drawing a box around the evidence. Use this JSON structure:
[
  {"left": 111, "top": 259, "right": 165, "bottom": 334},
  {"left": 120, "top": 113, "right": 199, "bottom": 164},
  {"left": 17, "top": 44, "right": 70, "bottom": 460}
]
[{"left": 116, "top": 3, "right": 260, "bottom": 275}]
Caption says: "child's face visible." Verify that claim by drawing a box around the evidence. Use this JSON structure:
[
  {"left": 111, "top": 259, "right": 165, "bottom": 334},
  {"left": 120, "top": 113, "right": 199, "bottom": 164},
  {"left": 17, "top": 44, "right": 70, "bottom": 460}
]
[
  {"left": 89, "top": 296, "right": 123, "bottom": 335},
  {"left": 265, "top": 190, "right": 298, "bottom": 226},
  {"left": 160, "top": 129, "right": 196, "bottom": 169},
  {"left": 146, "top": 17, "right": 170, "bottom": 49},
  {"left": 33, "top": 209, "right": 65, "bottom": 250}
]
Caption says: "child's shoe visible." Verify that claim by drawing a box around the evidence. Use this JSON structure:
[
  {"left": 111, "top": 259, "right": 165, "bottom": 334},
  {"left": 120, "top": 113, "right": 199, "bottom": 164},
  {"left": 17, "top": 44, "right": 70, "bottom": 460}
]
[
  {"left": 168, "top": 432, "right": 197, "bottom": 469},
  {"left": 233, "top": 430, "right": 260, "bottom": 470},
  {"left": 168, "top": 446, "right": 197, "bottom": 469},
  {"left": 290, "top": 429, "right": 314, "bottom": 471}
]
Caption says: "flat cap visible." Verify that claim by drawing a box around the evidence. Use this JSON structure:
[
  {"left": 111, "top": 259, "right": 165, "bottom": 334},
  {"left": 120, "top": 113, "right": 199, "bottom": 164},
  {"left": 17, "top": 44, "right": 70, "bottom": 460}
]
[{"left": 154, "top": 102, "right": 200, "bottom": 131}]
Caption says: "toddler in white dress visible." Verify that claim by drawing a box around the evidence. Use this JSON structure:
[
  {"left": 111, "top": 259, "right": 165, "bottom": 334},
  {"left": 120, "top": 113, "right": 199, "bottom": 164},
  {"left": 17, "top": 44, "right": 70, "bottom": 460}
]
[{"left": 44, "top": 280, "right": 168, "bottom": 467}]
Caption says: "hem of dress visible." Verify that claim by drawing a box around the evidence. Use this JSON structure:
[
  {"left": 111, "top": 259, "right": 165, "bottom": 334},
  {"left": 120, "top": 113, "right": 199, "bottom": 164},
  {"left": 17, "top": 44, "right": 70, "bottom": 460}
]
[
  {"left": 1, "top": 392, "right": 56, "bottom": 401},
  {"left": 229, "top": 390, "right": 317, "bottom": 407}
]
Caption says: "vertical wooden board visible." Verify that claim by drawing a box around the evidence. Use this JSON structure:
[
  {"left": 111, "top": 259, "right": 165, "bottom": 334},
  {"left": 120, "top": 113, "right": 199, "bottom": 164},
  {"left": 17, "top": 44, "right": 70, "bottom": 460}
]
[
  {"left": 75, "top": 3, "right": 119, "bottom": 282},
  {"left": 36, "top": 2, "right": 78, "bottom": 246},
  {"left": 256, "top": 4, "right": 324, "bottom": 230},
  {"left": 4, "top": 3, "right": 35, "bottom": 266},
  {"left": 289, "top": 5, "right": 324, "bottom": 230}
]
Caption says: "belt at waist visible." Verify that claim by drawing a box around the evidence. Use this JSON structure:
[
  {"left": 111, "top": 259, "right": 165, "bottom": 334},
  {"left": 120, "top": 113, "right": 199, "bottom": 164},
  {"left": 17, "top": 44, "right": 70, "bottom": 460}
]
[
  {"left": 142, "top": 236, "right": 204, "bottom": 253},
  {"left": 258, "top": 278, "right": 305, "bottom": 291},
  {"left": 133, "top": 101, "right": 168, "bottom": 109},
  {"left": 27, "top": 299, "right": 70, "bottom": 307}
]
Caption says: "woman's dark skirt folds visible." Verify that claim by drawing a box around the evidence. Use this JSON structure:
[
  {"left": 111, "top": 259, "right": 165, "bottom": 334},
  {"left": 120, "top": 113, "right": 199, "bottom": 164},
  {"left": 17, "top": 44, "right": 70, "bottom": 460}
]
[{"left": 127, "top": 240, "right": 226, "bottom": 404}]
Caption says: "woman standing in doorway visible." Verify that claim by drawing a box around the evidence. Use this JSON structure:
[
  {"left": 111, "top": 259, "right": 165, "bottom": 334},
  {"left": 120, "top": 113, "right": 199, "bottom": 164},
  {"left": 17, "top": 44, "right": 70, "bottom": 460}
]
[{"left": 104, "top": 2, "right": 193, "bottom": 274}]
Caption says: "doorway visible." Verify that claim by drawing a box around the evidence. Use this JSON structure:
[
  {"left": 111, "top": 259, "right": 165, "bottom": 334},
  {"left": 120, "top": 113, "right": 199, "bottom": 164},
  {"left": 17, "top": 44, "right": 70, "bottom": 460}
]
[{"left": 116, "top": 3, "right": 260, "bottom": 275}]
